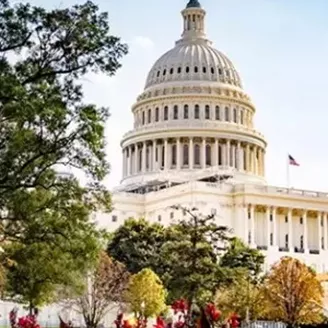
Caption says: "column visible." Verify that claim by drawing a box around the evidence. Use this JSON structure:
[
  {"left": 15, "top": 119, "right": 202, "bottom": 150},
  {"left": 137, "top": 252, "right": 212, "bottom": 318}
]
[
  {"left": 134, "top": 144, "right": 139, "bottom": 174},
  {"left": 303, "top": 211, "right": 308, "bottom": 251},
  {"left": 164, "top": 139, "right": 168, "bottom": 170},
  {"left": 272, "top": 207, "right": 277, "bottom": 247},
  {"left": 202, "top": 138, "right": 206, "bottom": 169},
  {"left": 129, "top": 146, "right": 133, "bottom": 175},
  {"left": 214, "top": 139, "right": 218, "bottom": 167},
  {"left": 262, "top": 150, "right": 265, "bottom": 176},
  {"left": 142, "top": 142, "right": 146, "bottom": 172},
  {"left": 152, "top": 140, "right": 157, "bottom": 171},
  {"left": 244, "top": 205, "right": 249, "bottom": 243},
  {"left": 176, "top": 138, "right": 181, "bottom": 170},
  {"left": 250, "top": 204, "right": 256, "bottom": 247},
  {"left": 318, "top": 212, "right": 322, "bottom": 251},
  {"left": 266, "top": 206, "right": 271, "bottom": 248},
  {"left": 236, "top": 142, "right": 241, "bottom": 170},
  {"left": 246, "top": 144, "right": 250, "bottom": 172},
  {"left": 324, "top": 213, "right": 328, "bottom": 250},
  {"left": 189, "top": 138, "right": 194, "bottom": 169},
  {"left": 288, "top": 208, "right": 293, "bottom": 251},
  {"left": 226, "top": 140, "right": 231, "bottom": 167}
]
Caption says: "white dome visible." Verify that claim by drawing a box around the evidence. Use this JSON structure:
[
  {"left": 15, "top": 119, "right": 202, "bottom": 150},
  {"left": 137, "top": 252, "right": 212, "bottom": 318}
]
[{"left": 145, "top": 41, "right": 242, "bottom": 89}]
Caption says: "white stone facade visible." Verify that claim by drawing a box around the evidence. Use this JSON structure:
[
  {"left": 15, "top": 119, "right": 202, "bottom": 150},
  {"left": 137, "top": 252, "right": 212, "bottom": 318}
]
[{"left": 102, "top": 0, "right": 328, "bottom": 276}]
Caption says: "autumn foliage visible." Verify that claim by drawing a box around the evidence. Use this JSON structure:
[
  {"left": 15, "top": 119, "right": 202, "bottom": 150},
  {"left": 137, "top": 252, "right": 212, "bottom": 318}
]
[{"left": 263, "top": 256, "right": 324, "bottom": 326}]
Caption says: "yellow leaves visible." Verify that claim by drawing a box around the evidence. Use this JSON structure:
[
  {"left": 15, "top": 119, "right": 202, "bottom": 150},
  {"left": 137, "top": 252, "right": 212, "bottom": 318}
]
[
  {"left": 263, "top": 256, "right": 324, "bottom": 326},
  {"left": 125, "top": 268, "right": 167, "bottom": 318}
]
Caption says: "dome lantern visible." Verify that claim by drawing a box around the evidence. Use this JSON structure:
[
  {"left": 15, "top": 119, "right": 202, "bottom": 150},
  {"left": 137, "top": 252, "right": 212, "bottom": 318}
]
[{"left": 181, "top": 0, "right": 206, "bottom": 41}]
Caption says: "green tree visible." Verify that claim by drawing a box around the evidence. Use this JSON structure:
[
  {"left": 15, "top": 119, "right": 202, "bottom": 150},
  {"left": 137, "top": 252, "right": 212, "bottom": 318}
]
[
  {"left": 0, "top": 0, "right": 127, "bottom": 309},
  {"left": 107, "top": 218, "right": 169, "bottom": 274},
  {"left": 215, "top": 271, "right": 267, "bottom": 321},
  {"left": 162, "top": 206, "right": 230, "bottom": 304},
  {"left": 220, "top": 238, "right": 265, "bottom": 282},
  {"left": 125, "top": 268, "right": 167, "bottom": 319}
]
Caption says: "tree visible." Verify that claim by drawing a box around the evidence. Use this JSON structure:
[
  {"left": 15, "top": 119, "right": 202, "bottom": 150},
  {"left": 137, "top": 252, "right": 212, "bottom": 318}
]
[
  {"left": 161, "top": 206, "right": 230, "bottom": 304},
  {"left": 125, "top": 268, "right": 167, "bottom": 319},
  {"left": 220, "top": 238, "right": 265, "bottom": 282},
  {"left": 107, "top": 218, "right": 169, "bottom": 274},
  {"left": 0, "top": 0, "right": 127, "bottom": 306},
  {"left": 0, "top": 0, "right": 127, "bottom": 248},
  {"left": 263, "top": 256, "right": 324, "bottom": 327},
  {"left": 215, "top": 270, "right": 267, "bottom": 321},
  {"left": 63, "top": 252, "right": 130, "bottom": 328}
]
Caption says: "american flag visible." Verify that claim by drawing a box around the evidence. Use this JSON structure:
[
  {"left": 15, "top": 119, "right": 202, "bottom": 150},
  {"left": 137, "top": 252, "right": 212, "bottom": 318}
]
[{"left": 288, "top": 154, "right": 300, "bottom": 166}]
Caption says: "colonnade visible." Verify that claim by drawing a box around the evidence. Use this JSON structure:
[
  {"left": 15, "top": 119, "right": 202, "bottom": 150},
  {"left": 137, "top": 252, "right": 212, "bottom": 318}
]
[
  {"left": 122, "top": 137, "right": 265, "bottom": 178},
  {"left": 246, "top": 205, "right": 328, "bottom": 253}
]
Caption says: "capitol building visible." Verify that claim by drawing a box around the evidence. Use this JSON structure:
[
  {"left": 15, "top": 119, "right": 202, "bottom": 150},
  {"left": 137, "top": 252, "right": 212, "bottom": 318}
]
[{"left": 102, "top": 0, "right": 328, "bottom": 273}]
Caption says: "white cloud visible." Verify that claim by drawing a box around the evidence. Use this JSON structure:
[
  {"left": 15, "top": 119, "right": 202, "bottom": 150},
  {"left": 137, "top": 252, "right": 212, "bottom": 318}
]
[{"left": 132, "top": 36, "right": 154, "bottom": 50}]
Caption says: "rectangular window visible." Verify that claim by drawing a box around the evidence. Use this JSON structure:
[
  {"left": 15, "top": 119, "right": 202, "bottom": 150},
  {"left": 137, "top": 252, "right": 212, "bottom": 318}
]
[
  {"left": 142, "top": 111, "right": 145, "bottom": 125},
  {"left": 170, "top": 212, "right": 174, "bottom": 219},
  {"left": 173, "top": 106, "right": 178, "bottom": 120},
  {"left": 285, "top": 216, "right": 288, "bottom": 223},
  {"left": 270, "top": 233, "right": 273, "bottom": 246},
  {"left": 112, "top": 215, "right": 117, "bottom": 222},
  {"left": 270, "top": 214, "right": 273, "bottom": 222},
  {"left": 300, "top": 217, "right": 303, "bottom": 224},
  {"left": 158, "top": 215, "right": 162, "bottom": 222}
]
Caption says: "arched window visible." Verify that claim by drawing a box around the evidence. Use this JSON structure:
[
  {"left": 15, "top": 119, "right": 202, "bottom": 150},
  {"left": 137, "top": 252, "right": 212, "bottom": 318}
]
[
  {"left": 172, "top": 144, "right": 177, "bottom": 166},
  {"left": 155, "top": 107, "right": 159, "bottom": 122},
  {"left": 194, "top": 105, "right": 200, "bottom": 119},
  {"left": 142, "top": 111, "right": 145, "bottom": 125},
  {"left": 177, "top": 67, "right": 181, "bottom": 73},
  {"left": 240, "top": 110, "right": 244, "bottom": 124},
  {"left": 218, "top": 68, "right": 222, "bottom": 75},
  {"left": 194, "top": 144, "right": 200, "bottom": 165},
  {"left": 163, "top": 69, "right": 166, "bottom": 76},
  {"left": 233, "top": 108, "right": 237, "bottom": 123},
  {"left": 157, "top": 71, "right": 160, "bottom": 77},
  {"left": 211, "top": 67, "right": 214, "bottom": 74},
  {"left": 164, "top": 106, "right": 168, "bottom": 120},
  {"left": 186, "top": 66, "right": 190, "bottom": 73},
  {"left": 300, "top": 235, "right": 304, "bottom": 249},
  {"left": 215, "top": 106, "right": 220, "bottom": 120},
  {"left": 183, "top": 144, "right": 189, "bottom": 166},
  {"left": 148, "top": 109, "right": 151, "bottom": 123},
  {"left": 170, "top": 68, "right": 174, "bottom": 74},
  {"left": 225, "top": 107, "right": 230, "bottom": 122},
  {"left": 243, "top": 150, "right": 247, "bottom": 170},
  {"left": 205, "top": 105, "right": 210, "bottom": 119},
  {"left": 194, "top": 66, "right": 198, "bottom": 73},
  {"left": 184, "top": 105, "right": 189, "bottom": 119},
  {"left": 173, "top": 105, "right": 179, "bottom": 120},
  {"left": 203, "top": 67, "right": 206, "bottom": 73},
  {"left": 218, "top": 145, "right": 223, "bottom": 165},
  {"left": 206, "top": 144, "right": 211, "bottom": 166}
]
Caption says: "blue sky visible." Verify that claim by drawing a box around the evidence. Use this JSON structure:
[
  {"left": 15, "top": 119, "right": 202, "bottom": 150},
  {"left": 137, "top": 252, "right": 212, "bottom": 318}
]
[{"left": 28, "top": 0, "right": 328, "bottom": 191}]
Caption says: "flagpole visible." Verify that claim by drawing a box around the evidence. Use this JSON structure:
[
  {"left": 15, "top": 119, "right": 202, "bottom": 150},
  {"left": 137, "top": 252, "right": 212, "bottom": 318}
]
[{"left": 286, "top": 153, "right": 290, "bottom": 189}]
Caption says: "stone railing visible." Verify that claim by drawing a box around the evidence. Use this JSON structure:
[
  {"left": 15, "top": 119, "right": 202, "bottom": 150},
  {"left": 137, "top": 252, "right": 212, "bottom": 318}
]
[{"left": 233, "top": 184, "right": 328, "bottom": 199}]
